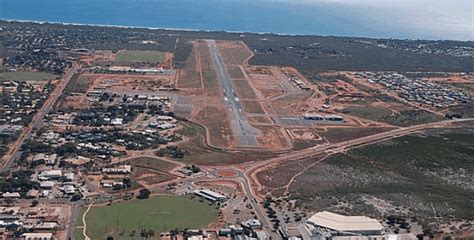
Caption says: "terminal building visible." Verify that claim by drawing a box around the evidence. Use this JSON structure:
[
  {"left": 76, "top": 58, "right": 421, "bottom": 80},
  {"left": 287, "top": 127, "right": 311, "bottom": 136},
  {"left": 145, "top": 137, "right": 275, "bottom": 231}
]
[
  {"left": 305, "top": 211, "right": 384, "bottom": 236},
  {"left": 193, "top": 189, "right": 226, "bottom": 202}
]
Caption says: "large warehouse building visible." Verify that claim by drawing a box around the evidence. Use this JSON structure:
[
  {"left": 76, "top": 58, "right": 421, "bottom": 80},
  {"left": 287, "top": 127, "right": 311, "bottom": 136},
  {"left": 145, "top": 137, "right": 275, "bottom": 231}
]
[{"left": 306, "top": 211, "right": 384, "bottom": 236}]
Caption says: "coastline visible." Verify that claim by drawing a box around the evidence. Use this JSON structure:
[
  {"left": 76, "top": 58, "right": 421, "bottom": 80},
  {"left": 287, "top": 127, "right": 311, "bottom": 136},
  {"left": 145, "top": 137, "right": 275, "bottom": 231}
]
[{"left": 0, "top": 18, "right": 430, "bottom": 42}]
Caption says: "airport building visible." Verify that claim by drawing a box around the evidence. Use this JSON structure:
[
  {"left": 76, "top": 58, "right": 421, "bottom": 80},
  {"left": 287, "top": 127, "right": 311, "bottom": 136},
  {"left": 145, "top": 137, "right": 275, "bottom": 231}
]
[
  {"left": 305, "top": 211, "right": 384, "bottom": 236},
  {"left": 193, "top": 189, "right": 226, "bottom": 202},
  {"left": 302, "top": 114, "right": 324, "bottom": 120},
  {"left": 281, "top": 211, "right": 393, "bottom": 239}
]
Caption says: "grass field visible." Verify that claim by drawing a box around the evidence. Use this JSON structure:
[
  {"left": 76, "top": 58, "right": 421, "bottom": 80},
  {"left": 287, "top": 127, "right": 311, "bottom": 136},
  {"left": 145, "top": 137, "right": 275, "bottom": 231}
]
[
  {"left": 74, "top": 207, "right": 87, "bottom": 240},
  {"left": 227, "top": 66, "right": 246, "bottom": 79},
  {"left": 85, "top": 195, "right": 217, "bottom": 240},
  {"left": 194, "top": 41, "right": 220, "bottom": 97},
  {"left": 241, "top": 100, "right": 266, "bottom": 114},
  {"left": 177, "top": 123, "right": 275, "bottom": 165},
  {"left": 217, "top": 42, "right": 253, "bottom": 65},
  {"left": 233, "top": 80, "right": 258, "bottom": 100},
  {"left": 116, "top": 50, "right": 165, "bottom": 63},
  {"left": 0, "top": 71, "right": 58, "bottom": 82},
  {"left": 128, "top": 157, "right": 178, "bottom": 172},
  {"left": 195, "top": 106, "right": 234, "bottom": 148},
  {"left": 177, "top": 43, "right": 202, "bottom": 88}
]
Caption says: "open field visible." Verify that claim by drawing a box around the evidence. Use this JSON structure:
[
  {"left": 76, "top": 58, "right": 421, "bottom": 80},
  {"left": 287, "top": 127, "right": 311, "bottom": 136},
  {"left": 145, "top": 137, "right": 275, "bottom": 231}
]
[
  {"left": 85, "top": 195, "right": 218, "bottom": 240},
  {"left": 128, "top": 157, "right": 179, "bottom": 186},
  {"left": 248, "top": 115, "right": 272, "bottom": 124},
  {"left": 233, "top": 80, "right": 258, "bottom": 100},
  {"left": 74, "top": 207, "right": 87, "bottom": 240},
  {"left": 341, "top": 106, "right": 444, "bottom": 127},
  {"left": 241, "top": 100, "right": 266, "bottom": 114},
  {"left": 255, "top": 126, "right": 290, "bottom": 149},
  {"left": 195, "top": 106, "right": 234, "bottom": 148},
  {"left": 64, "top": 74, "right": 95, "bottom": 94},
  {"left": 216, "top": 41, "right": 252, "bottom": 65},
  {"left": 177, "top": 123, "right": 276, "bottom": 165},
  {"left": 319, "top": 127, "right": 393, "bottom": 143},
  {"left": 259, "top": 126, "right": 474, "bottom": 231},
  {"left": 177, "top": 42, "right": 202, "bottom": 88},
  {"left": 116, "top": 50, "right": 165, "bottom": 63},
  {"left": 128, "top": 157, "right": 178, "bottom": 173},
  {"left": 0, "top": 71, "right": 58, "bottom": 81},
  {"left": 227, "top": 65, "right": 246, "bottom": 79},
  {"left": 197, "top": 41, "right": 221, "bottom": 97}
]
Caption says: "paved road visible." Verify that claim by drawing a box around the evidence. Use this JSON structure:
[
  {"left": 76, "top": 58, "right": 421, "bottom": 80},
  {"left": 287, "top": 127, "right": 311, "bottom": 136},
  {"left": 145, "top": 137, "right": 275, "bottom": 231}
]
[
  {"left": 207, "top": 40, "right": 260, "bottom": 147},
  {"left": 193, "top": 118, "right": 471, "bottom": 238},
  {"left": 67, "top": 202, "right": 80, "bottom": 240},
  {"left": 197, "top": 168, "right": 278, "bottom": 238},
  {"left": 0, "top": 64, "right": 78, "bottom": 171}
]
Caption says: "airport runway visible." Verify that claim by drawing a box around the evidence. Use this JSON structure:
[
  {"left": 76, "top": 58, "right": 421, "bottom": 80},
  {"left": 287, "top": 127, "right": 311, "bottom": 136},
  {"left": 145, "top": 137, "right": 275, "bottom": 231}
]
[{"left": 207, "top": 40, "right": 260, "bottom": 147}]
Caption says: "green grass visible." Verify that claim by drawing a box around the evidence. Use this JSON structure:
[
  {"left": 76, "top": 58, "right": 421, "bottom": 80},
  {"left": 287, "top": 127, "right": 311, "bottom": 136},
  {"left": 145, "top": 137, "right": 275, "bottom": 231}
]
[
  {"left": 74, "top": 207, "right": 87, "bottom": 240},
  {"left": 116, "top": 50, "right": 165, "bottom": 63},
  {"left": 85, "top": 195, "right": 217, "bottom": 240},
  {"left": 74, "top": 227, "right": 85, "bottom": 240},
  {"left": 128, "top": 157, "right": 178, "bottom": 172},
  {"left": 0, "top": 71, "right": 58, "bottom": 82}
]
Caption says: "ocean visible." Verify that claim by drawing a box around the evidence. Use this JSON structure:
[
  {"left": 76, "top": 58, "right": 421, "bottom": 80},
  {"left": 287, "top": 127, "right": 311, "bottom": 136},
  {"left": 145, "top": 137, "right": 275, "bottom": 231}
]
[{"left": 0, "top": 0, "right": 472, "bottom": 40}]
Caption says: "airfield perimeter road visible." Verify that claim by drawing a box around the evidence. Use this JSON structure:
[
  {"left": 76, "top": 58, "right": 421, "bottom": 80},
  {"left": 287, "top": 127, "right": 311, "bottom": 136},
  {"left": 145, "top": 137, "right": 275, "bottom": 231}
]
[
  {"left": 0, "top": 64, "right": 79, "bottom": 172},
  {"left": 207, "top": 40, "right": 260, "bottom": 147},
  {"left": 243, "top": 117, "right": 474, "bottom": 201}
]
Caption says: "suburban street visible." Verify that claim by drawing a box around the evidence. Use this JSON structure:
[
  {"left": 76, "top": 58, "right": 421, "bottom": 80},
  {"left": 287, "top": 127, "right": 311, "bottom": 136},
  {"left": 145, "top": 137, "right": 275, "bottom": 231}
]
[{"left": 0, "top": 64, "right": 79, "bottom": 171}]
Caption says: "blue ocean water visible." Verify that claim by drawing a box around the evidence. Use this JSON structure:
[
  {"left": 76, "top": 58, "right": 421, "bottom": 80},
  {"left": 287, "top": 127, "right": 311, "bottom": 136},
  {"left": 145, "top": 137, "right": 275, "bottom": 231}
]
[{"left": 0, "top": 0, "right": 472, "bottom": 40}]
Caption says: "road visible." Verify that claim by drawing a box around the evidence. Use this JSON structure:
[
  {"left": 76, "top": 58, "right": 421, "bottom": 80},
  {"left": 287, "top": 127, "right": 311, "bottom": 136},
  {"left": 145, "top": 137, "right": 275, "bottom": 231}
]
[
  {"left": 0, "top": 64, "right": 78, "bottom": 171},
  {"left": 191, "top": 168, "right": 278, "bottom": 238},
  {"left": 243, "top": 118, "right": 474, "bottom": 201},
  {"left": 207, "top": 40, "right": 260, "bottom": 147},
  {"left": 67, "top": 202, "right": 80, "bottom": 240},
  {"left": 184, "top": 118, "right": 472, "bottom": 238}
]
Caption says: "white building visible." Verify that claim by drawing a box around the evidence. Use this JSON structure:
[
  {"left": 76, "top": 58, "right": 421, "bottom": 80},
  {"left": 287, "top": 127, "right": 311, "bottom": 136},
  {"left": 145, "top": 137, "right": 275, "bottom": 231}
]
[
  {"left": 40, "top": 181, "right": 55, "bottom": 189},
  {"left": 305, "top": 211, "right": 384, "bottom": 236},
  {"left": 193, "top": 189, "right": 226, "bottom": 202},
  {"left": 243, "top": 219, "right": 263, "bottom": 230},
  {"left": 22, "top": 232, "right": 53, "bottom": 240},
  {"left": 39, "top": 170, "right": 62, "bottom": 180}
]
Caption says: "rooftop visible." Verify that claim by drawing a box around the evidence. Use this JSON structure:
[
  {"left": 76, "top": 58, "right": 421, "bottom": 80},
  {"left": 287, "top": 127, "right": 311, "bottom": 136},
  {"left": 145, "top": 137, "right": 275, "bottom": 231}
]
[{"left": 307, "top": 211, "right": 383, "bottom": 233}]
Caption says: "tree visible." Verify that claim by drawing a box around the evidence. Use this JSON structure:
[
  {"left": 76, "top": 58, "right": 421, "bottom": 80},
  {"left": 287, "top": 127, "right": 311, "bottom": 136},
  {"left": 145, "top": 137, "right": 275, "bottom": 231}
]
[
  {"left": 123, "top": 178, "right": 132, "bottom": 188},
  {"left": 70, "top": 194, "right": 82, "bottom": 201},
  {"left": 137, "top": 189, "right": 151, "bottom": 199},
  {"left": 107, "top": 237, "right": 114, "bottom": 240}
]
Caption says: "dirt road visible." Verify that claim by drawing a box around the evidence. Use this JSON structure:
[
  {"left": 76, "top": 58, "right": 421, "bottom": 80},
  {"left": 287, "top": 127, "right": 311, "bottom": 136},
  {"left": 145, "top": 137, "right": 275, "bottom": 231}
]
[{"left": 243, "top": 118, "right": 474, "bottom": 201}]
